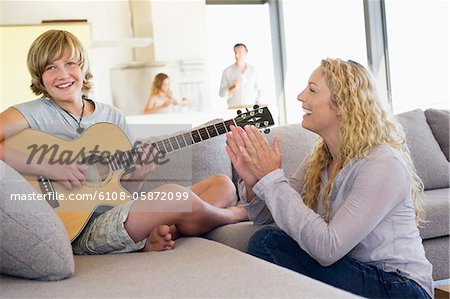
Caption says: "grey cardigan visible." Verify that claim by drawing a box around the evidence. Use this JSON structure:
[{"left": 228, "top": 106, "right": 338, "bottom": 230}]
[{"left": 240, "top": 145, "right": 433, "bottom": 297}]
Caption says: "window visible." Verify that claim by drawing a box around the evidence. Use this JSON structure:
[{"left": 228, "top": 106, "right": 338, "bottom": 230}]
[
  {"left": 281, "top": 0, "right": 367, "bottom": 124},
  {"left": 385, "top": 0, "right": 449, "bottom": 113},
  {"left": 205, "top": 4, "right": 278, "bottom": 122}
]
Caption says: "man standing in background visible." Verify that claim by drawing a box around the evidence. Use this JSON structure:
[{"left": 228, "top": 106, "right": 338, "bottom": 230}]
[{"left": 219, "top": 43, "right": 262, "bottom": 109}]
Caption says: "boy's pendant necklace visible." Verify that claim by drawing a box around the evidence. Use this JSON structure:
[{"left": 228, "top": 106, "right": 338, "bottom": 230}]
[{"left": 60, "top": 99, "right": 86, "bottom": 134}]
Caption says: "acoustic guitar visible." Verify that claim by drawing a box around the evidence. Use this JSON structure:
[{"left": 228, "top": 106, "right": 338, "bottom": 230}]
[{"left": 6, "top": 106, "right": 274, "bottom": 241}]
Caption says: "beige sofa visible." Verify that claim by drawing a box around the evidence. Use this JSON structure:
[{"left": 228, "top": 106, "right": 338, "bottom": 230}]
[{"left": 1, "top": 108, "right": 448, "bottom": 298}]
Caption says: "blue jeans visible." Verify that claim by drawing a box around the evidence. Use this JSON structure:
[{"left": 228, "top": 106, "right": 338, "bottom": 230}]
[{"left": 248, "top": 227, "right": 430, "bottom": 298}]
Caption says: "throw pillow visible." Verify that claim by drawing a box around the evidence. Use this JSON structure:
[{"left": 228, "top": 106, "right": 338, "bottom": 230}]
[
  {"left": 396, "top": 109, "right": 450, "bottom": 190},
  {"left": 0, "top": 161, "right": 74, "bottom": 281},
  {"left": 424, "top": 108, "right": 450, "bottom": 161}
]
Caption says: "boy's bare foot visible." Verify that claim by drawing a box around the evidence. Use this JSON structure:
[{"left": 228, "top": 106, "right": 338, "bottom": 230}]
[{"left": 141, "top": 225, "right": 175, "bottom": 252}]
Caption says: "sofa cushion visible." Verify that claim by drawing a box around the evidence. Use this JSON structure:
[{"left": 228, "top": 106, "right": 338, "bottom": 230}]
[
  {"left": 1, "top": 237, "right": 355, "bottom": 298},
  {"left": 419, "top": 188, "right": 450, "bottom": 240},
  {"left": 265, "top": 124, "right": 318, "bottom": 178},
  {"left": 203, "top": 221, "right": 277, "bottom": 252},
  {"left": 424, "top": 108, "right": 450, "bottom": 161},
  {"left": 0, "top": 161, "right": 74, "bottom": 281},
  {"left": 422, "top": 236, "right": 450, "bottom": 280},
  {"left": 396, "top": 109, "right": 450, "bottom": 190},
  {"left": 141, "top": 120, "right": 232, "bottom": 191}
]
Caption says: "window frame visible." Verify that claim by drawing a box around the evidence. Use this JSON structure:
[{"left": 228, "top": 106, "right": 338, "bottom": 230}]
[{"left": 206, "top": 0, "right": 393, "bottom": 123}]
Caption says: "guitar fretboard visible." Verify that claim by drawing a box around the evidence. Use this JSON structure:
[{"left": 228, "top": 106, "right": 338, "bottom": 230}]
[
  {"left": 151, "top": 118, "right": 236, "bottom": 154},
  {"left": 105, "top": 118, "right": 237, "bottom": 172}
]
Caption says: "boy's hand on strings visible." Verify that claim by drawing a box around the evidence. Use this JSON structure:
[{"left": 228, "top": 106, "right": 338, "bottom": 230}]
[
  {"left": 43, "top": 162, "right": 88, "bottom": 190},
  {"left": 125, "top": 140, "right": 159, "bottom": 182}
]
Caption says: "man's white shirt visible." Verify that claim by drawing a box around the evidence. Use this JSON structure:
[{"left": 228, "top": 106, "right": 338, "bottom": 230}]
[{"left": 219, "top": 64, "right": 262, "bottom": 108}]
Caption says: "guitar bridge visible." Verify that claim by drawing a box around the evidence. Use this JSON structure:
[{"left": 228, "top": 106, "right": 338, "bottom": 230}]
[{"left": 37, "top": 175, "right": 60, "bottom": 208}]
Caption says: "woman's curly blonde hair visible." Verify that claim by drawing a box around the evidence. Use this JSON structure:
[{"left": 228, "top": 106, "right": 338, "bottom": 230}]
[
  {"left": 27, "top": 30, "right": 93, "bottom": 99},
  {"left": 301, "top": 58, "right": 424, "bottom": 223}
]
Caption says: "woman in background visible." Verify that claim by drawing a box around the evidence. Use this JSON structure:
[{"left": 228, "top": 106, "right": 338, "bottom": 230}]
[{"left": 144, "top": 73, "right": 179, "bottom": 114}]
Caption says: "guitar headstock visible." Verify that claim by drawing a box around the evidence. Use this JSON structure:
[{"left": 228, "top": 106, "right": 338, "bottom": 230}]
[{"left": 234, "top": 106, "right": 274, "bottom": 132}]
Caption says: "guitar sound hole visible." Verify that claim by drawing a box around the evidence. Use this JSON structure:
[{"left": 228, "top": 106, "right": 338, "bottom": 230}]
[{"left": 81, "top": 155, "right": 111, "bottom": 188}]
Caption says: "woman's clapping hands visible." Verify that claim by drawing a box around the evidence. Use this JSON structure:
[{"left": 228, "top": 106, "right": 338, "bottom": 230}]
[{"left": 225, "top": 125, "right": 282, "bottom": 186}]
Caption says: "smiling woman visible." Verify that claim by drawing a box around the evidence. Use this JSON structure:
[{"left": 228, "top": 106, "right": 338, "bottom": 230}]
[
  {"left": 226, "top": 58, "right": 433, "bottom": 298},
  {"left": 296, "top": 67, "right": 340, "bottom": 140}
]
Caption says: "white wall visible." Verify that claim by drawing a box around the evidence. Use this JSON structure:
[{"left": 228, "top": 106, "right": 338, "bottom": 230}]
[
  {"left": 2, "top": 0, "right": 208, "bottom": 110},
  {"left": 1, "top": 0, "right": 134, "bottom": 105},
  {"left": 151, "top": 0, "right": 206, "bottom": 62},
  {"left": 113, "top": 0, "right": 209, "bottom": 115}
]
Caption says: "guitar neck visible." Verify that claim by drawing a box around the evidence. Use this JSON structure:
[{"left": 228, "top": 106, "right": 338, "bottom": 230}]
[
  {"left": 106, "top": 118, "right": 237, "bottom": 172},
  {"left": 108, "top": 106, "right": 273, "bottom": 172},
  {"left": 149, "top": 118, "right": 237, "bottom": 155}
]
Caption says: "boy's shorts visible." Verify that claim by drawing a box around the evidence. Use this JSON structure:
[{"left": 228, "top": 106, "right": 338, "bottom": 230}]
[{"left": 72, "top": 200, "right": 146, "bottom": 255}]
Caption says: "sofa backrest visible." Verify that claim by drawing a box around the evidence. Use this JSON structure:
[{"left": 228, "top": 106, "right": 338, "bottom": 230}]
[
  {"left": 424, "top": 108, "right": 450, "bottom": 162},
  {"left": 263, "top": 124, "right": 318, "bottom": 178},
  {"left": 396, "top": 109, "right": 450, "bottom": 190},
  {"left": 142, "top": 108, "right": 449, "bottom": 192},
  {"left": 142, "top": 132, "right": 232, "bottom": 191}
]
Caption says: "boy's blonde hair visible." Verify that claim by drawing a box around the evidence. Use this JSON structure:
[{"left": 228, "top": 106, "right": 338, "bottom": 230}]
[
  {"left": 27, "top": 30, "right": 92, "bottom": 98},
  {"left": 301, "top": 58, "right": 424, "bottom": 223}
]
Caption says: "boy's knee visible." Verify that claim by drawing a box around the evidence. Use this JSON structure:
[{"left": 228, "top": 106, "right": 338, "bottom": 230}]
[
  {"left": 189, "top": 196, "right": 204, "bottom": 213},
  {"left": 212, "top": 174, "right": 234, "bottom": 189},
  {"left": 212, "top": 174, "right": 237, "bottom": 203}
]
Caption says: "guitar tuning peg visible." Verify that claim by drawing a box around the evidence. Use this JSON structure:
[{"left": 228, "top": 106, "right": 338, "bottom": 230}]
[
  {"left": 264, "top": 128, "right": 271, "bottom": 134},
  {"left": 245, "top": 108, "right": 250, "bottom": 112},
  {"left": 253, "top": 104, "right": 259, "bottom": 110},
  {"left": 237, "top": 109, "right": 242, "bottom": 115}
]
